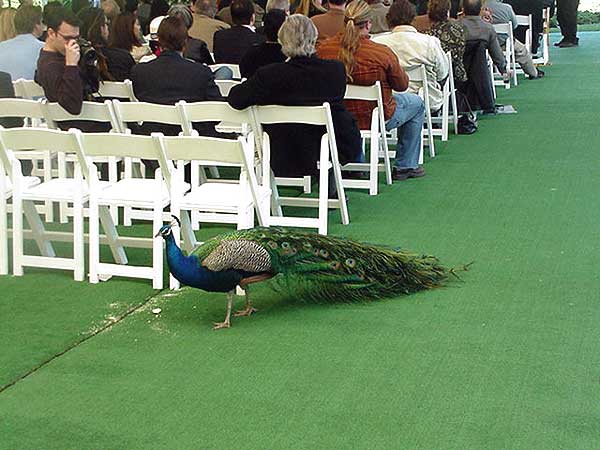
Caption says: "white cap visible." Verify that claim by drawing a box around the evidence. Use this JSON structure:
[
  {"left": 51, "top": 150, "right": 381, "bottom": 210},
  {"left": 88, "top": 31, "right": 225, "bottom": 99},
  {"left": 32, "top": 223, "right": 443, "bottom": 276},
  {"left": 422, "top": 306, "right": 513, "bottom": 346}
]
[{"left": 149, "top": 15, "right": 166, "bottom": 39}]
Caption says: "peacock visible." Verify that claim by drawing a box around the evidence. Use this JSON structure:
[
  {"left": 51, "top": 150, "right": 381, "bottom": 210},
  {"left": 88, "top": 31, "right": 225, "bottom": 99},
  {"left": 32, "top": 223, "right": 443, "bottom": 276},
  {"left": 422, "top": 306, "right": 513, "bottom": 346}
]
[{"left": 157, "top": 218, "right": 459, "bottom": 329}]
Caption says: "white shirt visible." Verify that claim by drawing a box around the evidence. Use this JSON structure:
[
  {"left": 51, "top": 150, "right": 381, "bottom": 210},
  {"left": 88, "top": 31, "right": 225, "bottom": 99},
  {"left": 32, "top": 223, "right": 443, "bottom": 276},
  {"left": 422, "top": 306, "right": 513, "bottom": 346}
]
[{"left": 373, "top": 25, "right": 449, "bottom": 111}]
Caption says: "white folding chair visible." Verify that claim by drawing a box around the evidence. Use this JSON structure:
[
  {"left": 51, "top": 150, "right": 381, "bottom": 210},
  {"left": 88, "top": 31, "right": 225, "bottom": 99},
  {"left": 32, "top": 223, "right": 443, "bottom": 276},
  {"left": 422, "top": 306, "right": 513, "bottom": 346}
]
[
  {"left": 343, "top": 81, "right": 393, "bottom": 195},
  {"left": 96, "top": 79, "right": 138, "bottom": 101},
  {"left": 0, "top": 98, "right": 54, "bottom": 221},
  {"left": 215, "top": 79, "right": 242, "bottom": 98},
  {"left": 74, "top": 132, "right": 179, "bottom": 289},
  {"left": 43, "top": 100, "right": 122, "bottom": 224},
  {"left": 0, "top": 128, "right": 90, "bottom": 280},
  {"left": 112, "top": 99, "right": 185, "bottom": 225},
  {"left": 403, "top": 64, "right": 435, "bottom": 163},
  {"left": 430, "top": 51, "right": 459, "bottom": 141},
  {"left": 156, "top": 134, "right": 270, "bottom": 289},
  {"left": 515, "top": 14, "right": 533, "bottom": 54},
  {"left": 253, "top": 103, "right": 349, "bottom": 235},
  {"left": 209, "top": 64, "right": 241, "bottom": 80},
  {"left": 492, "top": 22, "right": 518, "bottom": 88},
  {"left": 532, "top": 7, "right": 551, "bottom": 66}
]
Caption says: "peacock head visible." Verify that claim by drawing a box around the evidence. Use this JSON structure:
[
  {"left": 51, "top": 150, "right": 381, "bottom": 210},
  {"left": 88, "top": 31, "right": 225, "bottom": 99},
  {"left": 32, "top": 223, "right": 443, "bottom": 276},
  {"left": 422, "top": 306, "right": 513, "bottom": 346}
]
[{"left": 155, "top": 215, "right": 181, "bottom": 239}]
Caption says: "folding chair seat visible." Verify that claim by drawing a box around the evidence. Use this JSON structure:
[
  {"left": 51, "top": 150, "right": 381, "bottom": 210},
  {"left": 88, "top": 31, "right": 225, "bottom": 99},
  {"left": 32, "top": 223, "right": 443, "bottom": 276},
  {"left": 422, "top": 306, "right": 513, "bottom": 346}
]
[
  {"left": 0, "top": 98, "right": 55, "bottom": 221},
  {"left": 403, "top": 64, "right": 435, "bottom": 164},
  {"left": 429, "top": 51, "right": 459, "bottom": 141},
  {"left": 74, "top": 132, "right": 187, "bottom": 289},
  {"left": 112, "top": 100, "right": 186, "bottom": 225},
  {"left": 253, "top": 103, "right": 349, "bottom": 235},
  {"left": 156, "top": 134, "right": 270, "bottom": 289},
  {"left": 43, "top": 100, "right": 122, "bottom": 223},
  {"left": 215, "top": 80, "right": 242, "bottom": 98},
  {"left": 343, "top": 81, "right": 393, "bottom": 195},
  {"left": 209, "top": 64, "right": 241, "bottom": 80},
  {"left": 0, "top": 127, "right": 100, "bottom": 281}
]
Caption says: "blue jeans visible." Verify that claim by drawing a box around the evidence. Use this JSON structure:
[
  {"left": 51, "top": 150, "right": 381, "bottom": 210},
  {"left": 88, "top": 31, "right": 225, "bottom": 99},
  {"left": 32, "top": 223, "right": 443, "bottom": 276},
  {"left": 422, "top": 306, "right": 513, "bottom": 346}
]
[
  {"left": 213, "top": 66, "right": 234, "bottom": 80},
  {"left": 385, "top": 92, "right": 425, "bottom": 170}
]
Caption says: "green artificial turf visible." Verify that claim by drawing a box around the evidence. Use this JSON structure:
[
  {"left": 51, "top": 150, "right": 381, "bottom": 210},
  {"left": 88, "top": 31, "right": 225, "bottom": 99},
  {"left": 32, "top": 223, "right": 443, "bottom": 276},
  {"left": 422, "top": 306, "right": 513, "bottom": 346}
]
[{"left": 1, "top": 33, "right": 600, "bottom": 449}]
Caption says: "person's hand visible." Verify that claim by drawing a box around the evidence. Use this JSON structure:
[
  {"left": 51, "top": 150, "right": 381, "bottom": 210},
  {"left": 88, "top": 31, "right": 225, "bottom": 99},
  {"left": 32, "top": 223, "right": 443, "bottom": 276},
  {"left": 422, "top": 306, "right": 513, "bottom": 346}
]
[
  {"left": 502, "top": 71, "right": 510, "bottom": 84},
  {"left": 65, "top": 39, "right": 80, "bottom": 67},
  {"left": 481, "top": 7, "right": 493, "bottom": 23}
]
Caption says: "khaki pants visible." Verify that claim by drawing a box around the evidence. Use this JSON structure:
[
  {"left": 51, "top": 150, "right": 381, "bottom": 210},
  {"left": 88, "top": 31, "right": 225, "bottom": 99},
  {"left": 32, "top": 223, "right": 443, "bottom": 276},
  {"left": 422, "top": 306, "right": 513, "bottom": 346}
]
[{"left": 513, "top": 39, "right": 538, "bottom": 77}]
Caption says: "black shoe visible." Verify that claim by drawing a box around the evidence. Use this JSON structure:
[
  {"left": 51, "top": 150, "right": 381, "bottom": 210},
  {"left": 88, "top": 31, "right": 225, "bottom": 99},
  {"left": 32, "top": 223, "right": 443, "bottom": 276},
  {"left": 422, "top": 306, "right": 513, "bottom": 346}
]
[
  {"left": 554, "top": 39, "right": 564, "bottom": 47},
  {"left": 528, "top": 69, "right": 545, "bottom": 80},
  {"left": 392, "top": 166, "right": 425, "bottom": 181},
  {"left": 558, "top": 40, "right": 578, "bottom": 48}
]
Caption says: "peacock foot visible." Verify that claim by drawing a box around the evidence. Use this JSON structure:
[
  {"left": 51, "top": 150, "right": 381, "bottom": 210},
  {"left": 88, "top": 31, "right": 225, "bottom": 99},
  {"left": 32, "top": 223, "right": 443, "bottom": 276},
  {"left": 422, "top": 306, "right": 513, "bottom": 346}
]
[
  {"left": 234, "top": 306, "right": 258, "bottom": 317},
  {"left": 213, "top": 320, "right": 231, "bottom": 330}
]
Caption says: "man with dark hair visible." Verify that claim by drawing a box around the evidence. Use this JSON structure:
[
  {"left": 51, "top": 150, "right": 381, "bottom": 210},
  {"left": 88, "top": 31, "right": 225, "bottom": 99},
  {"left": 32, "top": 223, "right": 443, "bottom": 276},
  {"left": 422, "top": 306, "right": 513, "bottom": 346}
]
[
  {"left": 311, "top": 0, "right": 346, "bottom": 43},
  {"left": 189, "top": 0, "right": 230, "bottom": 52},
  {"left": 240, "top": 8, "right": 286, "bottom": 78},
  {"left": 0, "top": 5, "right": 44, "bottom": 80},
  {"left": 555, "top": 0, "right": 579, "bottom": 47},
  {"left": 35, "top": 4, "right": 85, "bottom": 114},
  {"left": 366, "top": 0, "right": 390, "bottom": 34},
  {"left": 213, "top": 0, "right": 265, "bottom": 63}
]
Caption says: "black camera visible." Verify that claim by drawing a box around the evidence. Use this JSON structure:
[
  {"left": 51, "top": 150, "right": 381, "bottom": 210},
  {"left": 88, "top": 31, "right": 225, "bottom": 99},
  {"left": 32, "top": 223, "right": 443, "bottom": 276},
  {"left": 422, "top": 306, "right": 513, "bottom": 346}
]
[
  {"left": 76, "top": 38, "right": 97, "bottom": 67},
  {"left": 76, "top": 38, "right": 100, "bottom": 97}
]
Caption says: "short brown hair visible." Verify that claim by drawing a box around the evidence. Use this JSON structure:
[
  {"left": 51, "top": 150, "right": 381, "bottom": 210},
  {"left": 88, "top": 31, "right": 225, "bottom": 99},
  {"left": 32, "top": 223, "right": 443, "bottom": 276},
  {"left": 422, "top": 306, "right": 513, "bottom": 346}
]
[
  {"left": 14, "top": 4, "right": 42, "bottom": 34},
  {"left": 157, "top": 15, "right": 187, "bottom": 51},
  {"left": 108, "top": 11, "right": 140, "bottom": 50},
  {"left": 386, "top": 0, "right": 415, "bottom": 28},
  {"left": 427, "top": 0, "right": 450, "bottom": 22}
]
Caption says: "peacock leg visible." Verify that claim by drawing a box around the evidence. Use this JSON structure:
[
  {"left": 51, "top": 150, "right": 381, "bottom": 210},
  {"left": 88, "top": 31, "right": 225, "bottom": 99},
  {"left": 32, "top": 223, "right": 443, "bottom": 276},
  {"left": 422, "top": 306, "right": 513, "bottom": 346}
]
[
  {"left": 234, "top": 286, "right": 257, "bottom": 317},
  {"left": 213, "top": 291, "right": 234, "bottom": 330}
]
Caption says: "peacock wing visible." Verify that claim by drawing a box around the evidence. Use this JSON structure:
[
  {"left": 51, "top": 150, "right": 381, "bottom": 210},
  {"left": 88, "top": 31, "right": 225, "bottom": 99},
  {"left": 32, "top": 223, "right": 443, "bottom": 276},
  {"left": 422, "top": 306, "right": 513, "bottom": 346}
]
[{"left": 200, "top": 239, "right": 273, "bottom": 273}]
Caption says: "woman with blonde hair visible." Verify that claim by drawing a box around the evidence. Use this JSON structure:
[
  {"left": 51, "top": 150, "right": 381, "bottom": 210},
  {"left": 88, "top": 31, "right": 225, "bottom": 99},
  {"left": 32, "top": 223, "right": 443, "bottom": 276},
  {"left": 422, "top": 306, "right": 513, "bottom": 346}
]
[
  {"left": 318, "top": 0, "right": 426, "bottom": 181},
  {"left": 0, "top": 7, "right": 17, "bottom": 42}
]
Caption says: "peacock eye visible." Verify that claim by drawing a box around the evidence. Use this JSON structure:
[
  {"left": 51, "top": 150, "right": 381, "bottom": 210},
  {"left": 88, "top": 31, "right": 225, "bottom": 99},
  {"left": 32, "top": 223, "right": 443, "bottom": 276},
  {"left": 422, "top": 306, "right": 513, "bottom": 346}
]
[
  {"left": 330, "top": 261, "right": 340, "bottom": 270},
  {"left": 303, "top": 242, "right": 312, "bottom": 249},
  {"left": 281, "top": 242, "right": 290, "bottom": 249},
  {"left": 268, "top": 241, "right": 278, "bottom": 249},
  {"left": 319, "top": 249, "right": 329, "bottom": 258},
  {"left": 345, "top": 258, "right": 356, "bottom": 268}
]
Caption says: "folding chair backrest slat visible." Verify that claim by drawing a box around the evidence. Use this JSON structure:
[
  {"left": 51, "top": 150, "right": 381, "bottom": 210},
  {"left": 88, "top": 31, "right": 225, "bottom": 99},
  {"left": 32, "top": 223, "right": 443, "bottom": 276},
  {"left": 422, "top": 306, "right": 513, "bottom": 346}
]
[
  {"left": 160, "top": 135, "right": 244, "bottom": 166},
  {"left": 177, "top": 101, "right": 251, "bottom": 127},
  {"left": 78, "top": 132, "right": 158, "bottom": 160},
  {"left": 254, "top": 104, "right": 329, "bottom": 126},
  {"left": 344, "top": 82, "right": 380, "bottom": 101},
  {"left": 492, "top": 22, "right": 511, "bottom": 35},
  {"left": 17, "top": 79, "right": 45, "bottom": 99},
  {"left": 0, "top": 98, "right": 45, "bottom": 119},
  {"left": 97, "top": 80, "right": 137, "bottom": 101},
  {"left": 113, "top": 100, "right": 183, "bottom": 126},
  {"left": 215, "top": 80, "right": 241, "bottom": 97},
  {"left": 0, "top": 127, "right": 78, "bottom": 153},
  {"left": 44, "top": 101, "right": 120, "bottom": 130},
  {"left": 209, "top": 64, "right": 241, "bottom": 79}
]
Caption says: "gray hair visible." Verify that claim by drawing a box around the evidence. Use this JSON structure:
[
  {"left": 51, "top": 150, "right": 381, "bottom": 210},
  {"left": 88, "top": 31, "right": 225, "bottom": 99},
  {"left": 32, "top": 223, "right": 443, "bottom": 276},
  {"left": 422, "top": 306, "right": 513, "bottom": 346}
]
[
  {"left": 193, "top": 0, "right": 217, "bottom": 18},
  {"left": 278, "top": 14, "right": 317, "bottom": 58},
  {"left": 266, "top": 0, "right": 290, "bottom": 12},
  {"left": 168, "top": 4, "right": 194, "bottom": 29}
]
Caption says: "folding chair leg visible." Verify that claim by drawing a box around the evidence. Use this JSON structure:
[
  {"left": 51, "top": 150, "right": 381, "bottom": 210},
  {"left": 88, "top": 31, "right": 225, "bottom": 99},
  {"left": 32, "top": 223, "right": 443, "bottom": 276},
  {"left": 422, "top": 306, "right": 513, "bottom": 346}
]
[
  {"left": 152, "top": 200, "right": 163, "bottom": 290},
  {"left": 43, "top": 152, "right": 53, "bottom": 223},
  {"left": 23, "top": 200, "right": 55, "bottom": 258},
  {"left": 89, "top": 195, "right": 100, "bottom": 284},
  {"left": 58, "top": 152, "right": 69, "bottom": 224},
  {"left": 169, "top": 203, "right": 181, "bottom": 290},
  {"left": 368, "top": 133, "right": 379, "bottom": 196},
  {"left": 72, "top": 196, "right": 84, "bottom": 281},
  {"left": 0, "top": 194, "right": 7, "bottom": 275},
  {"left": 99, "top": 205, "right": 127, "bottom": 265},
  {"left": 179, "top": 210, "right": 196, "bottom": 254},
  {"left": 317, "top": 163, "right": 328, "bottom": 236},
  {"left": 12, "top": 194, "right": 23, "bottom": 276}
]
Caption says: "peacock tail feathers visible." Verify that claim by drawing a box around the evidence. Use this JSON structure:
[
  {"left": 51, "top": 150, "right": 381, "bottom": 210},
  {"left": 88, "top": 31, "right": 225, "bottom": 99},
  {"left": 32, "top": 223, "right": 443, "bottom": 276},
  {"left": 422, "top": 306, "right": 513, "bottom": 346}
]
[{"left": 191, "top": 227, "right": 454, "bottom": 302}]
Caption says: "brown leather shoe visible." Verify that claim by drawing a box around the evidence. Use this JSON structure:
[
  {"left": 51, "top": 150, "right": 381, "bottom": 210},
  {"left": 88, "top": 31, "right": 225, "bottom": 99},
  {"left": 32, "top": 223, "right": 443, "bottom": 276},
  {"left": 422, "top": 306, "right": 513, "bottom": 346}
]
[{"left": 392, "top": 166, "right": 425, "bottom": 181}]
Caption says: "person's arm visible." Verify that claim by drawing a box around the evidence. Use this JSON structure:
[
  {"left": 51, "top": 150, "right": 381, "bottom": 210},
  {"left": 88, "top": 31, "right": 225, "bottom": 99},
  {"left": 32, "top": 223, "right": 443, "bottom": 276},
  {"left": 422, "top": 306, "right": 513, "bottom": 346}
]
[
  {"left": 227, "top": 70, "right": 265, "bottom": 110},
  {"left": 508, "top": 5, "right": 519, "bottom": 30},
  {"left": 431, "top": 37, "right": 449, "bottom": 82},
  {"left": 488, "top": 28, "right": 507, "bottom": 74},
  {"left": 203, "top": 67, "right": 223, "bottom": 101},
  {"left": 387, "top": 52, "right": 409, "bottom": 92},
  {"left": 39, "top": 42, "right": 84, "bottom": 114}
]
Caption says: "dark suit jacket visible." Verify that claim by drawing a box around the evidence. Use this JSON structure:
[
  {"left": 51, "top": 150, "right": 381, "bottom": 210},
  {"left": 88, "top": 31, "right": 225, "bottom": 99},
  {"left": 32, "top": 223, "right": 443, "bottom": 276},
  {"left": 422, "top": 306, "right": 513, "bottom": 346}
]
[
  {"left": 103, "top": 47, "right": 136, "bottom": 81},
  {"left": 184, "top": 37, "right": 215, "bottom": 65},
  {"left": 228, "top": 55, "right": 362, "bottom": 178},
  {"left": 0, "top": 71, "right": 24, "bottom": 128},
  {"left": 130, "top": 50, "right": 222, "bottom": 136},
  {"left": 213, "top": 26, "right": 266, "bottom": 64},
  {"left": 460, "top": 41, "right": 495, "bottom": 112},
  {"left": 239, "top": 42, "right": 286, "bottom": 79}
]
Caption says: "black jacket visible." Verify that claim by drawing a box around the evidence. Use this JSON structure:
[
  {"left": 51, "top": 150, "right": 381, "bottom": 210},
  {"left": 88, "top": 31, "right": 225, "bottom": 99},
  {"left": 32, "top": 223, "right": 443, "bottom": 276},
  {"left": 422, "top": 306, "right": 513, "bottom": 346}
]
[
  {"left": 239, "top": 42, "right": 287, "bottom": 79},
  {"left": 0, "top": 71, "right": 23, "bottom": 128},
  {"left": 130, "top": 50, "right": 222, "bottom": 136},
  {"left": 228, "top": 55, "right": 362, "bottom": 177},
  {"left": 103, "top": 47, "right": 136, "bottom": 81},
  {"left": 184, "top": 37, "right": 215, "bottom": 65},
  {"left": 213, "top": 26, "right": 266, "bottom": 64}
]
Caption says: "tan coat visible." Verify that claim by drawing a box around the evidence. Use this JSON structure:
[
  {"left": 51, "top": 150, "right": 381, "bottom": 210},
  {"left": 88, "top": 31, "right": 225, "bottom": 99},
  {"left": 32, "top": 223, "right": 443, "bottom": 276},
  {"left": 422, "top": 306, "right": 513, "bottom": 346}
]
[{"left": 189, "top": 13, "right": 231, "bottom": 52}]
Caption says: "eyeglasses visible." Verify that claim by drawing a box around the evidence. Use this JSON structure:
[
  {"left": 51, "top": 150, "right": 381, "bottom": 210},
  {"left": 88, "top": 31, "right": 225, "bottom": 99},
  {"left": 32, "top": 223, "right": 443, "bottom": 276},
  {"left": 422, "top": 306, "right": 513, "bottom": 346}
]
[{"left": 56, "top": 31, "right": 80, "bottom": 41}]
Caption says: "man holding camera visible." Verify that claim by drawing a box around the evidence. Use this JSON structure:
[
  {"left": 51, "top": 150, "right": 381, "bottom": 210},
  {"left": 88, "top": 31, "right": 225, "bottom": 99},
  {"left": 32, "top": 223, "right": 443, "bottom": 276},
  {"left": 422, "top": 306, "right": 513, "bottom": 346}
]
[{"left": 35, "top": 5, "right": 84, "bottom": 115}]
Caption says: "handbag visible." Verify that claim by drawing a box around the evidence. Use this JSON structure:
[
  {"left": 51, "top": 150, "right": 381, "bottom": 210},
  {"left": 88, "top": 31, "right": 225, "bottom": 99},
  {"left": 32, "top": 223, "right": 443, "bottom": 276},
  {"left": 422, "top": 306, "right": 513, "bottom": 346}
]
[{"left": 456, "top": 91, "right": 478, "bottom": 135}]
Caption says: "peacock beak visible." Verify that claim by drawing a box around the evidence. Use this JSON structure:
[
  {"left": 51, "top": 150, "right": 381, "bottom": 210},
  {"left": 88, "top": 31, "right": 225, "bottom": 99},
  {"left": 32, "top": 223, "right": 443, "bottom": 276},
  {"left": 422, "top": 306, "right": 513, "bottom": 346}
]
[{"left": 154, "top": 230, "right": 163, "bottom": 238}]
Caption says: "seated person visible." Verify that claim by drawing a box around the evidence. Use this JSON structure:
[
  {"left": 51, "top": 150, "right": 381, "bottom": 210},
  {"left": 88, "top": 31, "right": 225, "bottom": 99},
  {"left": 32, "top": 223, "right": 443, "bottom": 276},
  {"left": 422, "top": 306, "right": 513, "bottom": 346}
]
[
  {"left": 366, "top": 0, "right": 389, "bottom": 34},
  {"left": 240, "top": 8, "right": 287, "bottom": 78},
  {"left": 0, "top": 5, "right": 44, "bottom": 81},
  {"left": 228, "top": 14, "right": 362, "bottom": 180},
  {"left": 460, "top": 0, "right": 507, "bottom": 84},
  {"left": 318, "top": 0, "right": 425, "bottom": 180},
  {"left": 78, "top": 6, "right": 136, "bottom": 82},
  {"left": 311, "top": 0, "right": 346, "bottom": 44},
  {"left": 109, "top": 11, "right": 152, "bottom": 63},
  {"left": 189, "top": 0, "right": 230, "bottom": 52},
  {"left": 131, "top": 15, "right": 222, "bottom": 173},
  {"left": 504, "top": 0, "right": 544, "bottom": 53},
  {"left": 168, "top": 3, "right": 214, "bottom": 65},
  {"left": 424, "top": 0, "right": 467, "bottom": 85},
  {"left": 217, "top": 0, "right": 265, "bottom": 25},
  {"left": 485, "top": 0, "right": 543, "bottom": 79},
  {"left": 373, "top": 0, "right": 449, "bottom": 113},
  {"left": 213, "top": 0, "right": 266, "bottom": 63},
  {"left": 291, "top": 0, "right": 326, "bottom": 17}
]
